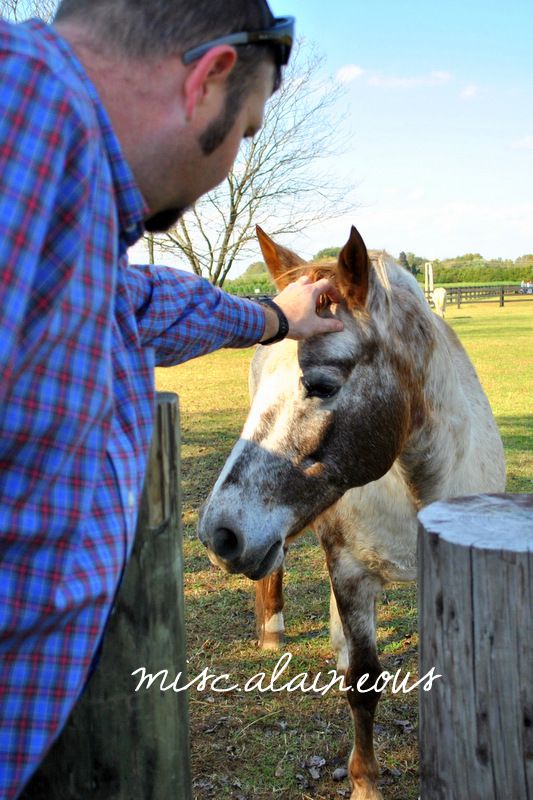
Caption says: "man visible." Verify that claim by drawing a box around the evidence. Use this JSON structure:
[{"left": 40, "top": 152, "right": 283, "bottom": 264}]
[{"left": 0, "top": 0, "right": 343, "bottom": 796}]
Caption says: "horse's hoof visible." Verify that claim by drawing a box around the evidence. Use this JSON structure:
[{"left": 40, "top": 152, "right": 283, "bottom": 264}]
[
  {"left": 350, "top": 777, "right": 384, "bottom": 800},
  {"left": 258, "top": 630, "right": 284, "bottom": 650}
]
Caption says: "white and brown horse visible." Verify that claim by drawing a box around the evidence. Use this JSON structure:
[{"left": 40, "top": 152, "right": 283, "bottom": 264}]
[{"left": 198, "top": 225, "right": 506, "bottom": 799}]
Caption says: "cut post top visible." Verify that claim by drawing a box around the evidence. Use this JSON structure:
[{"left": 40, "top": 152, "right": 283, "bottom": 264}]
[{"left": 418, "top": 493, "right": 533, "bottom": 551}]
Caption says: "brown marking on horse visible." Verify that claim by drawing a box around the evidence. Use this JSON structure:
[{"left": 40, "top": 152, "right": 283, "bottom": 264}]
[{"left": 255, "top": 561, "right": 286, "bottom": 650}]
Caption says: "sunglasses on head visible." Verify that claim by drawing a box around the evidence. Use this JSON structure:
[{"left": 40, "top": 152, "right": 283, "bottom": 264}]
[{"left": 181, "top": 16, "right": 295, "bottom": 68}]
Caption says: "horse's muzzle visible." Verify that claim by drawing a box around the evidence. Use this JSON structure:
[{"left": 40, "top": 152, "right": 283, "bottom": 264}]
[{"left": 198, "top": 513, "right": 284, "bottom": 580}]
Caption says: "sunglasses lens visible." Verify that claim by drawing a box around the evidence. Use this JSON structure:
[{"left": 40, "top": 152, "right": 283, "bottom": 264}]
[
  {"left": 273, "top": 18, "right": 294, "bottom": 66},
  {"left": 279, "top": 44, "right": 290, "bottom": 66}
]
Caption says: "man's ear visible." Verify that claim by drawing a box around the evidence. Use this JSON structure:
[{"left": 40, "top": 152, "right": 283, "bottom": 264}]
[
  {"left": 337, "top": 225, "right": 370, "bottom": 309},
  {"left": 183, "top": 45, "right": 237, "bottom": 122},
  {"left": 256, "top": 226, "right": 307, "bottom": 290}
]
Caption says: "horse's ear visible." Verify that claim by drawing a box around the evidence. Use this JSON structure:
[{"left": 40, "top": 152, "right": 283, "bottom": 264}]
[
  {"left": 256, "top": 226, "right": 307, "bottom": 290},
  {"left": 337, "top": 225, "right": 369, "bottom": 308}
]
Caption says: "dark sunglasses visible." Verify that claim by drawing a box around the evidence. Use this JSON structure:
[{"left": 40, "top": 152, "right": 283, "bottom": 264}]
[{"left": 181, "top": 16, "right": 295, "bottom": 68}]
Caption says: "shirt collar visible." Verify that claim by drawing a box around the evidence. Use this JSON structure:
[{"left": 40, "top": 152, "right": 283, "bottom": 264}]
[{"left": 28, "top": 19, "right": 148, "bottom": 249}]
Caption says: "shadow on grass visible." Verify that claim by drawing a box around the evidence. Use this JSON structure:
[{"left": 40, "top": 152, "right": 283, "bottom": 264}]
[
  {"left": 498, "top": 414, "right": 533, "bottom": 450},
  {"left": 184, "top": 536, "right": 417, "bottom": 655}
]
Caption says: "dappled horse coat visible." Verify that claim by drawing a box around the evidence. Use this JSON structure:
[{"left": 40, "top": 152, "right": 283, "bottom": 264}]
[{"left": 198, "top": 225, "right": 505, "bottom": 800}]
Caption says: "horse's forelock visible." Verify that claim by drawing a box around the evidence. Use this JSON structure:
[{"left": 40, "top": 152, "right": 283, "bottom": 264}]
[
  {"left": 280, "top": 261, "right": 339, "bottom": 288},
  {"left": 278, "top": 253, "right": 401, "bottom": 323},
  {"left": 302, "top": 253, "right": 392, "bottom": 315}
]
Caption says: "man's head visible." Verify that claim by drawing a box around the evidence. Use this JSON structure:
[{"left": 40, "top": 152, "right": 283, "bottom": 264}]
[{"left": 54, "top": 0, "right": 294, "bottom": 231}]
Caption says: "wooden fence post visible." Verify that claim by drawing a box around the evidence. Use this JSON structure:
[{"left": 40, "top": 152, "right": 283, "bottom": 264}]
[
  {"left": 456, "top": 287, "right": 462, "bottom": 308},
  {"left": 21, "top": 392, "right": 192, "bottom": 800},
  {"left": 500, "top": 286, "right": 505, "bottom": 307},
  {"left": 418, "top": 493, "right": 533, "bottom": 800}
]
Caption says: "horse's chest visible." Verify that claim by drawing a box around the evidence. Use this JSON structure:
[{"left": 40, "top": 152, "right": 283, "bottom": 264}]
[{"left": 314, "top": 474, "right": 418, "bottom": 583}]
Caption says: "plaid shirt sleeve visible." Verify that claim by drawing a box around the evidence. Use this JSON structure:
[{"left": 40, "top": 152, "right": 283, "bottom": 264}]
[{"left": 125, "top": 264, "right": 267, "bottom": 366}]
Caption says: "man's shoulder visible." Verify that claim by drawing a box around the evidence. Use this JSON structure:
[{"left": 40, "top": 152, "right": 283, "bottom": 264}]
[
  {"left": 0, "top": 18, "right": 64, "bottom": 77},
  {"left": 0, "top": 18, "right": 96, "bottom": 131}
]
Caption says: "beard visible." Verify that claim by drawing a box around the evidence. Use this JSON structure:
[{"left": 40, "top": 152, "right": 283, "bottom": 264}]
[
  {"left": 143, "top": 87, "right": 242, "bottom": 233},
  {"left": 144, "top": 206, "right": 190, "bottom": 233}
]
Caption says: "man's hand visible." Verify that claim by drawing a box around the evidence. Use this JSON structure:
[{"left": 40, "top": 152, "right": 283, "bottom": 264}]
[{"left": 260, "top": 276, "right": 344, "bottom": 343}]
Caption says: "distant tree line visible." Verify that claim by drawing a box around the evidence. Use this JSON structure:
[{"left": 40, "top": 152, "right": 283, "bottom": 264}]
[
  {"left": 429, "top": 253, "right": 533, "bottom": 284},
  {"left": 400, "top": 251, "right": 533, "bottom": 283},
  {"left": 222, "top": 260, "right": 271, "bottom": 295}
]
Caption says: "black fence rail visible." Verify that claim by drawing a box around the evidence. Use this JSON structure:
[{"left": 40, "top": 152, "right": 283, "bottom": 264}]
[{"left": 425, "top": 284, "right": 531, "bottom": 307}]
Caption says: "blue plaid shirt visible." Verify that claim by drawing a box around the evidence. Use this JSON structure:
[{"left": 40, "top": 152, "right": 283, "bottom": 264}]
[{"left": 0, "top": 18, "right": 265, "bottom": 798}]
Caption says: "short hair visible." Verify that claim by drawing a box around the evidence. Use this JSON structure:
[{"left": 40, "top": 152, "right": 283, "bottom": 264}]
[{"left": 54, "top": 0, "right": 280, "bottom": 95}]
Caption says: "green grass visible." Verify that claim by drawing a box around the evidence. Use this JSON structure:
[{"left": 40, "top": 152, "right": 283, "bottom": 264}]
[
  {"left": 445, "top": 303, "right": 532, "bottom": 492},
  {"left": 155, "top": 301, "right": 532, "bottom": 800}
]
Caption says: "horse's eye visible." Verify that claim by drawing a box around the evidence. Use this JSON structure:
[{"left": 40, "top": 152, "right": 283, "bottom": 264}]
[{"left": 302, "top": 379, "right": 341, "bottom": 400}]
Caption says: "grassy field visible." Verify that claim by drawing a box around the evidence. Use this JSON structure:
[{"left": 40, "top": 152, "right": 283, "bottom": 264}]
[{"left": 155, "top": 301, "right": 532, "bottom": 800}]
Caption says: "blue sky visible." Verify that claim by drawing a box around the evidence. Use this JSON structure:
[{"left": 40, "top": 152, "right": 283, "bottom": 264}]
[{"left": 266, "top": 0, "right": 533, "bottom": 262}]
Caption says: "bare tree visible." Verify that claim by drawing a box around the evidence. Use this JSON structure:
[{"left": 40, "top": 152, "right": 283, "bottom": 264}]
[
  {"left": 150, "top": 45, "right": 354, "bottom": 285},
  {"left": 0, "top": 0, "right": 57, "bottom": 21}
]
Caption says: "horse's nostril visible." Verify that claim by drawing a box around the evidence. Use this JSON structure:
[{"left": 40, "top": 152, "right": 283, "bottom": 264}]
[{"left": 212, "top": 527, "right": 243, "bottom": 560}]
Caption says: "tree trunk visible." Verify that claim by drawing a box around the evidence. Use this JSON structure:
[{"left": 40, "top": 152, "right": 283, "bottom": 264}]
[{"left": 146, "top": 232, "right": 155, "bottom": 265}]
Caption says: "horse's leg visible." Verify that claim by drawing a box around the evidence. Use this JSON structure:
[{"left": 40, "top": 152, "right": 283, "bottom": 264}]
[
  {"left": 255, "top": 558, "right": 285, "bottom": 650},
  {"left": 326, "top": 549, "right": 384, "bottom": 800}
]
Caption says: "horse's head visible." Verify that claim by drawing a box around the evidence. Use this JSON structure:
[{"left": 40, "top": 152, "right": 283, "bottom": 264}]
[{"left": 198, "top": 225, "right": 435, "bottom": 579}]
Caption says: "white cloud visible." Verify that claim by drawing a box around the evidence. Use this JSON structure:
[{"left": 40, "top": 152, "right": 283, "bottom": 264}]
[
  {"left": 407, "top": 187, "right": 426, "bottom": 201},
  {"left": 512, "top": 135, "right": 533, "bottom": 150},
  {"left": 460, "top": 83, "right": 479, "bottom": 99},
  {"left": 336, "top": 64, "right": 365, "bottom": 84},
  {"left": 367, "top": 70, "right": 452, "bottom": 89},
  {"left": 335, "top": 67, "right": 453, "bottom": 90}
]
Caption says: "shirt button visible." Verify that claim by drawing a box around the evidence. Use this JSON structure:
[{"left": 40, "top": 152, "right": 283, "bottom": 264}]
[{"left": 128, "top": 491, "right": 136, "bottom": 509}]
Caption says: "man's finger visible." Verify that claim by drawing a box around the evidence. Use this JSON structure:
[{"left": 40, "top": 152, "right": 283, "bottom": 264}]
[
  {"left": 310, "top": 277, "right": 343, "bottom": 304},
  {"left": 315, "top": 316, "right": 344, "bottom": 333}
]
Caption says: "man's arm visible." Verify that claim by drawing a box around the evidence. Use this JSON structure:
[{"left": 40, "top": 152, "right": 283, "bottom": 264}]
[{"left": 126, "top": 264, "right": 343, "bottom": 367}]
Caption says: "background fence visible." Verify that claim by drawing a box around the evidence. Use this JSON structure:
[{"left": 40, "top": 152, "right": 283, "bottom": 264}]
[{"left": 425, "top": 284, "right": 533, "bottom": 307}]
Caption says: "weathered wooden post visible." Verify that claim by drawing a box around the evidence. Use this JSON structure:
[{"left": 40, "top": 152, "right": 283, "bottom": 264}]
[
  {"left": 418, "top": 493, "right": 533, "bottom": 800},
  {"left": 457, "top": 287, "right": 462, "bottom": 308},
  {"left": 21, "top": 392, "right": 192, "bottom": 800},
  {"left": 424, "top": 262, "right": 434, "bottom": 302},
  {"left": 500, "top": 286, "right": 505, "bottom": 307}
]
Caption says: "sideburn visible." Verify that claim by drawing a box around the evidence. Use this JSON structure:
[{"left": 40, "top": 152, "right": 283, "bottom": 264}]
[{"left": 198, "top": 80, "right": 245, "bottom": 155}]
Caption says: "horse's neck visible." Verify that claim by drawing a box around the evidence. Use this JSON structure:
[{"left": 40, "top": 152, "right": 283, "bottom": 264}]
[{"left": 399, "top": 317, "right": 473, "bottom": 506}]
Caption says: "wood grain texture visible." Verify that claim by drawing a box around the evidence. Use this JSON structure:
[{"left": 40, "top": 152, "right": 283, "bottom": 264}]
[
  {"left": 22, "top": 393, "right": 192, "bottom": 800},
  {"left": 418, "top": 494, "right": 533, "bottom": 800}
]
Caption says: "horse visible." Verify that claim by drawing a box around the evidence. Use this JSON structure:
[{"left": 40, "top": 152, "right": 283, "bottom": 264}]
[
  {"left": 197, "top": 224, "right": 506, "bottom": 800},
  {"left": 432, "top": 286, "right": 447, "bottom": 318}
]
